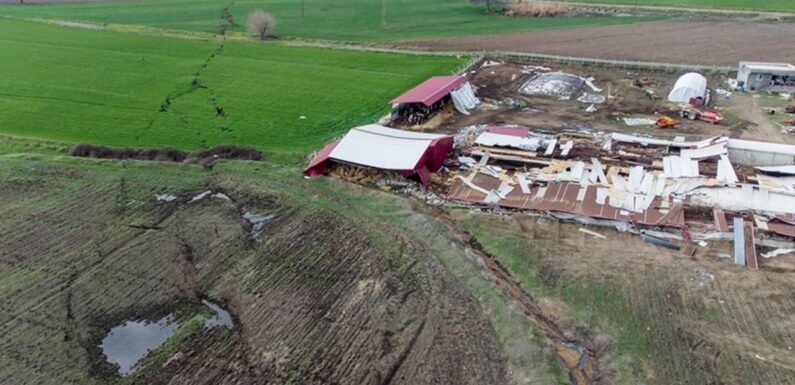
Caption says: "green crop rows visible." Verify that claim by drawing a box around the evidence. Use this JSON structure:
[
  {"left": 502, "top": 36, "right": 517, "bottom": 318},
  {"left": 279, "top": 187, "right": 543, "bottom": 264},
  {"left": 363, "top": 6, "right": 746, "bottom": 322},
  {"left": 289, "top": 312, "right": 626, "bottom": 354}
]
[
  {"left": 0, "top": 19, "right": 465, "bottom": 163},
  {"left": 0, "top": 0, "right": 666, "bottom": 41}
]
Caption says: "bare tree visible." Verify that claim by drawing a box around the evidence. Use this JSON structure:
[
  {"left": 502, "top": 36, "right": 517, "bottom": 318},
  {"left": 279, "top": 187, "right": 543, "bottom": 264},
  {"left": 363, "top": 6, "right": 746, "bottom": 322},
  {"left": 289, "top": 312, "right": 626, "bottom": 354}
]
[
  {"left": 469, "top": 0, "right": 508, "bottom": 12},
  {"left": 247, "top": 10, "right": 276, "bottom": 40}
]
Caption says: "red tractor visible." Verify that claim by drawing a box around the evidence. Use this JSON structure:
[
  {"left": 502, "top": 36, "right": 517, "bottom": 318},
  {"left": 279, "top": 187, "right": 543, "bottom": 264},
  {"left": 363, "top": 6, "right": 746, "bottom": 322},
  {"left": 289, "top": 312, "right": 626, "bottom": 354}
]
[{"left": 680, "top": 107, "right": 723, "bottom": 124}]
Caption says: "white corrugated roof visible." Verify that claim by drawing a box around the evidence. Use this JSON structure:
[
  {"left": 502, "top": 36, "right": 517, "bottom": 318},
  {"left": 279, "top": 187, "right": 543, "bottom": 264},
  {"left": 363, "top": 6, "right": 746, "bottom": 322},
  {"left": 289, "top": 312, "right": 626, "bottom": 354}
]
[
  {"left": 756, "top": 165, "right": 795, "bottom": 175},
  {"left": 680, "top": 142, "right": 728, "bottom": 160},
  {"left": 728, "top": 139, "right": 795, "bottom": 156},
  {"left": 717, "top": 155, "right": 739, "bottom": 183},
  {"left": 354, "top": 124, "right": 448, "bottom": 140},
  {"left": 663, "top": 156, "right": 699, "bottom": 178},
  {"left": 740, "top": 62, "right": 795, "bottom": 73},
  {"left": 475, "top": 132, "right": 540, "bottom": 150},
  {"left": 329, "top": 125, "right": 444, "bottom": 170},
  {"left": 689, "top": 185, "right": 795, "bottom": 214}
]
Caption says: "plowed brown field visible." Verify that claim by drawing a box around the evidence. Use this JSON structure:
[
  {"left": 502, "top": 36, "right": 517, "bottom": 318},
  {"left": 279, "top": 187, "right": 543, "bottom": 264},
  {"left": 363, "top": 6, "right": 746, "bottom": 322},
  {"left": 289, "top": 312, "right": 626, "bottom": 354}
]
[
  {"left": 405, "top": 19, "right": 795, "bottom": 66},
  {"left": 0, "top": 158, "right": 507, "bottom": 385}
]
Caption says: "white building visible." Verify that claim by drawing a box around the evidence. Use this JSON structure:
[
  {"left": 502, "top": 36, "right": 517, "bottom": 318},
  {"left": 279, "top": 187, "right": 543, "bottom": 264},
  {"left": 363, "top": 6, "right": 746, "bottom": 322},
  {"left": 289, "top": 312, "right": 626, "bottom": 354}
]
[{"left": 736, "top": 62, "right": 795, "bottom": 92}]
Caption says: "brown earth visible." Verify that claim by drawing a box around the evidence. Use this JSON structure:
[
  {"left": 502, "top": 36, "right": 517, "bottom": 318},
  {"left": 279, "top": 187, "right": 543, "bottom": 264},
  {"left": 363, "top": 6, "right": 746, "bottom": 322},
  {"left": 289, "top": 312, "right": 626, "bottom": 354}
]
[
  {"left": 403, "top": 19, "right": 795, "bottom": 66},
  {"left": 454, "top": 212, "right": 795, "bottom": 385},
  {"left": 0, "top": 160, "right": 506, "bottom": 385},
  {"left": 428, "top": 58, "right": 785, "bottom": 143}
]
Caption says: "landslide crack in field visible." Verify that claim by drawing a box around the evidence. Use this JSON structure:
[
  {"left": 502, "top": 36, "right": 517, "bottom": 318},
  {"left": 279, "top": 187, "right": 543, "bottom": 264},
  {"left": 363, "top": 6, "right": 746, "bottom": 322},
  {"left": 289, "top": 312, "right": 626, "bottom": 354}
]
[
  {"left": 431, "top": 208, "right": 603, "bottom": 385},
  {"left": 139, "top": 37, "right": 229, "bottom": 144},
  {"left": 381, "top": 317, "right": 427, "bottom": 385}
]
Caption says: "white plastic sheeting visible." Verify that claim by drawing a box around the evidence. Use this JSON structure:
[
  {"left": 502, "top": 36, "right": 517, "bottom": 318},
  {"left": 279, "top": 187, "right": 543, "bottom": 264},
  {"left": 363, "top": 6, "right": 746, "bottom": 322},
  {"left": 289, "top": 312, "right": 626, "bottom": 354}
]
[
  {"left": 329, "top": 125, "right": 447, "bottom": 170},
  {"left": 668, "top": 72, "right": 707, "bottom": 103},
  {"left": 450, "top": 82, "right": 480, "bottom": 115}
]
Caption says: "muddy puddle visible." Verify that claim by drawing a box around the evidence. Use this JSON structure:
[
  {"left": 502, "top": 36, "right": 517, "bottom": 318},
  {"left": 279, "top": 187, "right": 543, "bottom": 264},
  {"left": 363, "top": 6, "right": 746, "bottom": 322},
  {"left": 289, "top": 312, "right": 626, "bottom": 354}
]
[{"left": 99, "top": 300, "right": 234, "bottom": 376}]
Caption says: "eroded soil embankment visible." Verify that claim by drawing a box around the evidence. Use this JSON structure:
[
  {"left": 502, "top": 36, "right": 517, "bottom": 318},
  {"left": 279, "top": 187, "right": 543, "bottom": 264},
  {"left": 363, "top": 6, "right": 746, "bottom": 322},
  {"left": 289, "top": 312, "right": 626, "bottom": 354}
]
[{"left": 430, "top": 207, "right": 604, "bottom": 385}]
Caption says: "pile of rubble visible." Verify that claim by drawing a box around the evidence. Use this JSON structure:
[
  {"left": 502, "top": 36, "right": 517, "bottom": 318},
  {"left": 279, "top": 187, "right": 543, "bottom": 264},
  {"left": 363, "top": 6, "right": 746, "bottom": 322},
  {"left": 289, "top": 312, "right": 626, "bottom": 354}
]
[{"left": 441, "top": 125, "right": 795, "bottom": 269}]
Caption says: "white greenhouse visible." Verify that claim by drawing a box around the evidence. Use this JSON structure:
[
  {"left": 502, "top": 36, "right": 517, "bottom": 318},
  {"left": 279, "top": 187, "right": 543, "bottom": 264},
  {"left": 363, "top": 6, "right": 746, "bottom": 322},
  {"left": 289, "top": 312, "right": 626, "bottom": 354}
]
[{"left": 667, "top": 72, "right": 707, "bottom": 103}]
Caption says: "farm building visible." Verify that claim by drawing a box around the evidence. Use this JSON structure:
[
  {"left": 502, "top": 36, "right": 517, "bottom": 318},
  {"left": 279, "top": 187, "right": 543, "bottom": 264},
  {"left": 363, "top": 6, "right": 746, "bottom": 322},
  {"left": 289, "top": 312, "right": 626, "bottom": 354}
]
[
  {"left": 390, "top": 75, "right": 479, "bottom": 125},
  {"left": 667, "top": 72, "right": 707, "bottom": 104},
  {"left": 304, "top": 124, "right": 453, "bottom": 186},
  {"left": 736, "top": 62, "right": 795, "bottom": 92}
]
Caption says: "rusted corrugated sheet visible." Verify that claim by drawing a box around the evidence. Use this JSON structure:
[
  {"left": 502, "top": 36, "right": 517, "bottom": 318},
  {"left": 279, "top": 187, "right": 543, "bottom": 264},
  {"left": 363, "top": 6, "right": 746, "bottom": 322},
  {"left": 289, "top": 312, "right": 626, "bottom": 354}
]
[
  {"left": 744, "top": 220, "right": 759, "bottom": 270},
  {"left": 446, "top": 173, "right": 685, "bottom": 228},
  {"left": 713, "top": 208, "right": 730, "bottom": 232}
]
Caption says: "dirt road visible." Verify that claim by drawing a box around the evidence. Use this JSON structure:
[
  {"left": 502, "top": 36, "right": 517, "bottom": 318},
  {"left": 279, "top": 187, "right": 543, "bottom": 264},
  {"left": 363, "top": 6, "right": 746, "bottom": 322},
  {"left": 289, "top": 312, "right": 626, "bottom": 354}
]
[{"left": 403, "top": 19, "right": 795, "bottom": 66}]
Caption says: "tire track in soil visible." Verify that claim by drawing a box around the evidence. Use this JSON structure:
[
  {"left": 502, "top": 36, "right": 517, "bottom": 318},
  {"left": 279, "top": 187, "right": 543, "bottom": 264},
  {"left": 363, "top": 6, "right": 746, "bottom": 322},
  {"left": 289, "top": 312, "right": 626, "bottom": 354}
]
[{"left": 430, "top": 207, "right": 603, "bottom": 385}]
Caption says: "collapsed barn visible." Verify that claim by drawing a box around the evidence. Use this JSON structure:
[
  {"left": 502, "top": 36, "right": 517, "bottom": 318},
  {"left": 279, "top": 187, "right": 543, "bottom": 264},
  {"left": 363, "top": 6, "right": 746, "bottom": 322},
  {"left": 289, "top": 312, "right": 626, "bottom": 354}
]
[
  {"left": 305, "top": 57, "right": 795, "bottom": 270},
  {"left": 304, "top": 124, "right": 453, "bottom": 186},
  {"left": 389, "top": 75, "right": 479, "bottom": 127}
]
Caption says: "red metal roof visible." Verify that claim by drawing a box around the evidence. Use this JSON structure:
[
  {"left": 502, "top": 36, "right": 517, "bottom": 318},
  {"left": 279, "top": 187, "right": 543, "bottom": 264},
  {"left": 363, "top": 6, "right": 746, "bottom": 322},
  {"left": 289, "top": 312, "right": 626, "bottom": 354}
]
[{"left": 391, "top": 75, "right": 467, "bottom": 107}]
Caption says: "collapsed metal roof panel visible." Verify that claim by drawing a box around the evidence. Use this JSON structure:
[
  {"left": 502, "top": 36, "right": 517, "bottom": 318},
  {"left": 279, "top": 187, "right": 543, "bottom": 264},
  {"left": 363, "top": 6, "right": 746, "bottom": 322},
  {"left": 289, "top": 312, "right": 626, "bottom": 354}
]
[
  {"left": 390, "top": 75, "right": 467, "bottom": 107},
  {"left": 755, "top": 165, "right": 795, "bottom": 176},
  {"left": 328, "top": 125, "right": 449, "bottom": 170}
]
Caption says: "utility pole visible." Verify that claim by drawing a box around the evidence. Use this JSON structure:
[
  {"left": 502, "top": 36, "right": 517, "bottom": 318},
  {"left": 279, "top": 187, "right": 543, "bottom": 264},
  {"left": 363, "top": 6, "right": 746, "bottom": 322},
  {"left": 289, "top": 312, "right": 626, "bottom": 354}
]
[{"left": 381, "top": 0, "right": 388, "bottom": 30}]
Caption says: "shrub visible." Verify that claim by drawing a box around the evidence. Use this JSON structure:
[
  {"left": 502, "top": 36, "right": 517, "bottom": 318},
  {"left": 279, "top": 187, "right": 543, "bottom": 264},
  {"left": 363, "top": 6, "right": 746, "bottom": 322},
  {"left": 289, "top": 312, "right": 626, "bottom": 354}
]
[
  {"left": 505, "top": 1, "right": 573, "bottom": 17},
  {"left": 71, "top": 144, "right": 265, "bottom": 167}
]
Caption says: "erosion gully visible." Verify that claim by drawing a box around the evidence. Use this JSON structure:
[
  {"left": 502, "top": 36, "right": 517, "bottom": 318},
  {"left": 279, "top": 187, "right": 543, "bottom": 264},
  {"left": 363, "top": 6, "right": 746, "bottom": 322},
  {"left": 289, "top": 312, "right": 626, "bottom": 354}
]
[{"left": 430, "top": 207, "right": 601, "bottom": 385}]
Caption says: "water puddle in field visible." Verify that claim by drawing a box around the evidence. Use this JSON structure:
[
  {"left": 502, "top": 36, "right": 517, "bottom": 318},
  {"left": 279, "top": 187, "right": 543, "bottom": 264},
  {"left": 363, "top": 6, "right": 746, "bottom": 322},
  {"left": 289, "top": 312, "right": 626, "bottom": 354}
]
[
  {"left": 100, "top": 315, "right": 179, "bottom": 376},
  {"left": 100, "top": 301, "right": 234, "bottom": 376},
  {"left": 201, "top": 299, "right": 234, "bottom": 329}
]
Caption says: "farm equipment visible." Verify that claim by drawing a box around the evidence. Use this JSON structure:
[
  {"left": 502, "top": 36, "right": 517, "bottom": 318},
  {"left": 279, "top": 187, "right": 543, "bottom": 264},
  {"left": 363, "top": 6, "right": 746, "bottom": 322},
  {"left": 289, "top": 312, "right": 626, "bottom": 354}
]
[
  {"left": 656, "top": 116, "right": 681, "bottom": 129},
  {"left": 680, "top": 107, "right": 724, "bottom": 124}
]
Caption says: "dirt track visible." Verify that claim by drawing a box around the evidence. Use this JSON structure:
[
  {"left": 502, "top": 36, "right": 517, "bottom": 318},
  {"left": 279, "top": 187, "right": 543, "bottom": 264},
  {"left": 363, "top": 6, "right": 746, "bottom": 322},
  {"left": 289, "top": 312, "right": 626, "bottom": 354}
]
[{"left": 404, "top": 19, "right": 795, "bottom": 66}]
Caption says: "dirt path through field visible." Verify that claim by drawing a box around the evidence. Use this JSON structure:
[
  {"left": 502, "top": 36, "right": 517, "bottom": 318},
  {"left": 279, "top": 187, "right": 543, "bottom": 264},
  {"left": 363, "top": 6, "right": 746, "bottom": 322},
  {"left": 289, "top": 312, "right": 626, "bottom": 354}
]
[
  {"left": 402, "top": 19, "right": 795, "bottom": 66},
  {"left": 561, "top": 1, "right": 793, "bottom": 18}
]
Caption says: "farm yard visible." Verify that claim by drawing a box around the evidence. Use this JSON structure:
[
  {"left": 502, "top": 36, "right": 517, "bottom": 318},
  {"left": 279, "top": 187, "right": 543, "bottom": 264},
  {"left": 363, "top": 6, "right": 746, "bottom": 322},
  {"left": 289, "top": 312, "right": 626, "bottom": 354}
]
[{"left": 2, "top": 0, "right": 795, "bottom": 384}]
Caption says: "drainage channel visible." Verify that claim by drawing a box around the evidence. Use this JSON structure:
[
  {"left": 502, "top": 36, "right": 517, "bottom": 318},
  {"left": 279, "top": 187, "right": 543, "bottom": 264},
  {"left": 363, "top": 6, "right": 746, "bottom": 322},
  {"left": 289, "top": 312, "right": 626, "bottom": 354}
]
[{"left": 433, "top": 209, "right": 600, "bottom": 385}]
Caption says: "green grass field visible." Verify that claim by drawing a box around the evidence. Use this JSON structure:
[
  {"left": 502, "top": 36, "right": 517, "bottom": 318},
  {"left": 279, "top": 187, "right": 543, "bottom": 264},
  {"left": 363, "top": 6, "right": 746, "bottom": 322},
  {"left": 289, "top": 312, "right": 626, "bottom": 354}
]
[
  {"left": 559, "top": 0, "right": 795, "bottom": 13},
  {"left": 0, "top": 0, "right": 666, "bottom": 41},
  {"left": 0, "top": 19, "right": 465, "bottom": 163}
]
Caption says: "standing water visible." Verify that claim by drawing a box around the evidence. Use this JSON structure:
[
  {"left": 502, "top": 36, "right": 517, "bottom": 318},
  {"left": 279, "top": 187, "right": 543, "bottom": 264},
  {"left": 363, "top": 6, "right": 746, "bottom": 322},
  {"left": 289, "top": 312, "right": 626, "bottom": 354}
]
[
  {"left": 99, "top": 315, "right": 179, "bottom": 375},
  {"left": 99, "top": 301, "right": 234, "bottom": 376}
]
